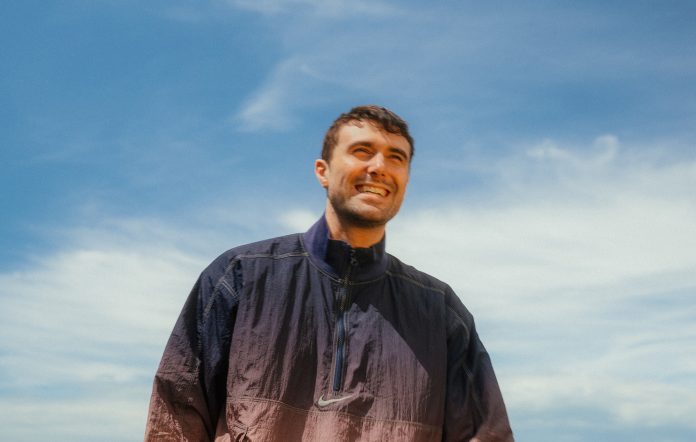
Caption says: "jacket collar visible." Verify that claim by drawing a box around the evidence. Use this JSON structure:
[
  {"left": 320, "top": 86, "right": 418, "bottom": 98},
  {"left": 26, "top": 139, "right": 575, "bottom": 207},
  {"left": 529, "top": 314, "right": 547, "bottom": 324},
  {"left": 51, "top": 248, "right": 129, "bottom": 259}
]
[{"left": 303, "top": 214, "right": 388, "bottom": 281}]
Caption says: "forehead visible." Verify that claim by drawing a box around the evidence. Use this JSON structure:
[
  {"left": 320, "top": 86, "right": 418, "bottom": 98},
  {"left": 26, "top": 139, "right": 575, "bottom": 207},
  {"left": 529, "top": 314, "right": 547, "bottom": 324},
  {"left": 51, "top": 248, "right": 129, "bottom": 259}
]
[{"left": 336, "top": 120, "right": 412, "bottom": 155}]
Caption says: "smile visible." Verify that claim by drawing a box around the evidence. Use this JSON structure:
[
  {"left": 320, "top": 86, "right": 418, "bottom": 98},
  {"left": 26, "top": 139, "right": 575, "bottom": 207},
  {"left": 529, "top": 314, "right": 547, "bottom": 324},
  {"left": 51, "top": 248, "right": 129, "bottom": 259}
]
[{"left": 356, "top": 184, "right": 389, "bottom": 197}]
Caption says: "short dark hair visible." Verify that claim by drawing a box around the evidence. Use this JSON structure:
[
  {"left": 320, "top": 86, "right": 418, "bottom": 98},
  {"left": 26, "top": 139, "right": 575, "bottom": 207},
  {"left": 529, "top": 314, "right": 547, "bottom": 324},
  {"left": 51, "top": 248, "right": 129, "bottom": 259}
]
[{"left": 321, "top": 105, "right": 414, "bottom": 163}]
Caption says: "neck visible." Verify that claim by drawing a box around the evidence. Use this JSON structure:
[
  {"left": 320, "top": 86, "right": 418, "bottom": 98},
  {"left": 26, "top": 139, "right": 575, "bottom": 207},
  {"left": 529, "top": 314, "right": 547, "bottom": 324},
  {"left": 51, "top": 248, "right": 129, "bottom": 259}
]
[{"left": 324, "top": 204, "right": 386, "bottom": 248}]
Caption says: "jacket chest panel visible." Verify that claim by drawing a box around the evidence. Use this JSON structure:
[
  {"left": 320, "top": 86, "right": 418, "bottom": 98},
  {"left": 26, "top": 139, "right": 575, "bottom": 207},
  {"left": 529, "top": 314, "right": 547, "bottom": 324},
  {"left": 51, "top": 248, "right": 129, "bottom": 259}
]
[
  {"left": 227, "top": 264, "right": 447, "bottom": 427},
  {"left": 227, "top": 263, "right": 334, "bottom": 408}
]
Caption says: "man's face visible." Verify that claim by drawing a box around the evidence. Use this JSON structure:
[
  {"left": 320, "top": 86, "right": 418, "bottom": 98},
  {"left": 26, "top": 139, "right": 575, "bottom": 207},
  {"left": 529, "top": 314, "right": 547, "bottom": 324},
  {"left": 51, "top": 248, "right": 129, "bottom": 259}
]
[{"left": 315, "top": 121, "right": 411, "bottom": 228}]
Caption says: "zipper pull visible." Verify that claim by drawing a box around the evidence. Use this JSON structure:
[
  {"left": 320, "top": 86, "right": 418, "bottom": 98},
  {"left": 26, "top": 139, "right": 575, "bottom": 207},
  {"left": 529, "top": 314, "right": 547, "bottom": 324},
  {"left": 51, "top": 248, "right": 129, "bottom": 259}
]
[{"left": 349, "top": 249, "right": 358, "bottom": 268}]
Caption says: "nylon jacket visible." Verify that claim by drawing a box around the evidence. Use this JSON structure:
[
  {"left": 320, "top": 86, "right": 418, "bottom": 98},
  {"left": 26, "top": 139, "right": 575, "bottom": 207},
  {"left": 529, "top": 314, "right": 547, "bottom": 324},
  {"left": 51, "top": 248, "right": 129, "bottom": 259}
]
[{"left": 145, "top": 216, "right": 513, "bottom": 441}]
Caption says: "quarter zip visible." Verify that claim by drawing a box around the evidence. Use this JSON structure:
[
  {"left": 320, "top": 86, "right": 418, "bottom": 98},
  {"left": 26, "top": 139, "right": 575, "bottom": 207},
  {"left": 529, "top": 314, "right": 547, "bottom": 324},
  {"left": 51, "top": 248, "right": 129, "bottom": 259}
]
[{"left": 332, "top": 249, "right": 358, "bottom": 392}]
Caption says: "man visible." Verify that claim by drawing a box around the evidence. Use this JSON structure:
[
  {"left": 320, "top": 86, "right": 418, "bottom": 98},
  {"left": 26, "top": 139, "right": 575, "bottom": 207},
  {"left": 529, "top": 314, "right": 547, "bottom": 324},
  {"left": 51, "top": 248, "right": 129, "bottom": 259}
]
[{"left": 145, "top": 105, "right": 513, "bottom": 441}]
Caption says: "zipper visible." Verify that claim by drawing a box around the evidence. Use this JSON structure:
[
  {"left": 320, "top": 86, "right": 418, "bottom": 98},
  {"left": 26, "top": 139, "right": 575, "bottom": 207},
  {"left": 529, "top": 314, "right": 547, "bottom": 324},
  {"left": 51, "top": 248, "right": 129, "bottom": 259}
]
[{"left": 332, "top": 249, "right": 357, "bottom": 392}]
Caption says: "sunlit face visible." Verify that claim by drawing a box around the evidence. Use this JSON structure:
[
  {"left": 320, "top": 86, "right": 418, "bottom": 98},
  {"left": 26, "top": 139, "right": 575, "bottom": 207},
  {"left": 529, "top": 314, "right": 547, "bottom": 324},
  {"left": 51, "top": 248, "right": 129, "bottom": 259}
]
[{"left": 315, "top": 121, "right": 411, "bottom": 228}]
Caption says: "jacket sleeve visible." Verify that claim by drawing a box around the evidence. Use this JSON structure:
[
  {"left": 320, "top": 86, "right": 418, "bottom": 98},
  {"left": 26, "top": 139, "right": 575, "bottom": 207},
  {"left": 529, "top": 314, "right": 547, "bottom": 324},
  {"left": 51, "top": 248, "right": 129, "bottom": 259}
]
[
  {"left": 144, "top": 258, "right": 239, "bottom": 441},
  {"left": 443, "top": 293, "right": 514, "bottom": 442}
]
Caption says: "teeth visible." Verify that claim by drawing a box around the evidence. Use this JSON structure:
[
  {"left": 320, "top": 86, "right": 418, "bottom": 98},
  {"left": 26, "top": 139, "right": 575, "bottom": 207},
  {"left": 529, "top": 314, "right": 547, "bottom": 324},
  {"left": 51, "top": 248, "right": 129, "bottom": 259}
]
[{"left": 358, "top": 185, "right": 387, "bottom": 196}]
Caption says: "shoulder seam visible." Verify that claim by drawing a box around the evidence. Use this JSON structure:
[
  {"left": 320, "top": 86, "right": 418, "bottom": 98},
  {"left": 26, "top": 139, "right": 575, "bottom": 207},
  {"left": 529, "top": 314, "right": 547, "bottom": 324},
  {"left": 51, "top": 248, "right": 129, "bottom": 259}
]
[
  {"left": 445, "top": 303, "right": 470, "bottom": 336},
  {"left": 384, "top": 270, "right": 447, "bottom": 296},
  {"left": 237, "top": 251, "right": 308, "bottom": 260}
]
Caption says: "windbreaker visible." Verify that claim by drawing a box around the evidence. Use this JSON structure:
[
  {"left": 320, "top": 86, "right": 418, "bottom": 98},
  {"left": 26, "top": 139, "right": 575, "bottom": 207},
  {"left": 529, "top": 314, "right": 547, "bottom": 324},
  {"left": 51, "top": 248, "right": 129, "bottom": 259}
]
[{"left": 145, "top": 216, "right": 513, "bottom": 441}]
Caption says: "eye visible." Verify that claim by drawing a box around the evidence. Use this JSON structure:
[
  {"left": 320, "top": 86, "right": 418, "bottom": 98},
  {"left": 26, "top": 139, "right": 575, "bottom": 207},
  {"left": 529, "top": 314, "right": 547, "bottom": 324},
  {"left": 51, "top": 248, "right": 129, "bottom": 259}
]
[
  {"left": 352, "top": 146, "right": 372, "bottom": 157},
  {"left": 389, "top": 153, "right": 407, "bottom": 164}
]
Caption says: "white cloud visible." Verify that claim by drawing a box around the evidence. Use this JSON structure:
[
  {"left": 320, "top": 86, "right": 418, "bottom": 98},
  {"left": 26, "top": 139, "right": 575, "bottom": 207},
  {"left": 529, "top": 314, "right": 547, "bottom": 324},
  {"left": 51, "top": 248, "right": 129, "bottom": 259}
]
[
  {"left": 280, "top": 208, "right": 320, "bottom": 232},
  {"left": 0, "top": 397, "right": 148, "bottom": 442},
  {"left": 225, "top": 0, "right": 398, "bottom": 17},
  {"left": 233, "top": 58, "right": 329, "bottom": 132},
  {"left": 527, "top": 134, "right": 619, "bottom": 166},
  {"left": 0, "top": 220, "right": 207, "bottom": 440},
  {"left": 158, "top": 0, "right": 402, "bottom": 24},
  {"left": 234, "top": 78, "right": 294, "bottom": 131}
]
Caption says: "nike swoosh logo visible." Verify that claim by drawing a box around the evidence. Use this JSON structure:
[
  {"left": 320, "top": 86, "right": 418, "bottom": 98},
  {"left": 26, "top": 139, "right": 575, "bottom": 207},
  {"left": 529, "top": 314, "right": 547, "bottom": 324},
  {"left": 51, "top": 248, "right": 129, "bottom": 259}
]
[{"left": 316, "top": 393, "right": 355, "bottom": 408}]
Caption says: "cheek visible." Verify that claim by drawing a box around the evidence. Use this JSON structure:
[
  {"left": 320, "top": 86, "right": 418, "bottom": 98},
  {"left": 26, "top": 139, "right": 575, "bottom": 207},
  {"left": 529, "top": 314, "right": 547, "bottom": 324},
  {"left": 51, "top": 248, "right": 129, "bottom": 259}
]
[
  {"left": 398, "top": 172, "right": 410, "bottom": 189},
  {"left": 329, "top": 172, "right": 351, "bottom": 193},
  {"left": 337, "top": 170, "right": 355, "bottom": 186}
]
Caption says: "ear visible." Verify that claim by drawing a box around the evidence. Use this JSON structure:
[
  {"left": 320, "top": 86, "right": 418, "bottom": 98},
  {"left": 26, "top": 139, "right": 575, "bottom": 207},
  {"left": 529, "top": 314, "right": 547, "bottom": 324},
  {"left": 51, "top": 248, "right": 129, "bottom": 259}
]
[{"left": 314, "top": 159, "right": 329, "bottom": 189}]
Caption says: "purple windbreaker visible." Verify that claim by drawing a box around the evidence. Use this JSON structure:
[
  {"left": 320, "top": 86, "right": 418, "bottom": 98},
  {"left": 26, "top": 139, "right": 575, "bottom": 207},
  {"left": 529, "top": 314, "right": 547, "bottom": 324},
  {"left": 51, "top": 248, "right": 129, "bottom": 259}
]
[{"left": 145, "top": 216, "right": 513, "bottom": 441}]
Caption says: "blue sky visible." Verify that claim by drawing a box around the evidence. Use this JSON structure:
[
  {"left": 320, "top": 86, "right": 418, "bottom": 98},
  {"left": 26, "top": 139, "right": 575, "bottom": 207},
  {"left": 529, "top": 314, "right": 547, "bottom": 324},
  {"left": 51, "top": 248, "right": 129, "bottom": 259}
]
[{"left": 1, "top": 1, "right": 696, "bottom": 440}]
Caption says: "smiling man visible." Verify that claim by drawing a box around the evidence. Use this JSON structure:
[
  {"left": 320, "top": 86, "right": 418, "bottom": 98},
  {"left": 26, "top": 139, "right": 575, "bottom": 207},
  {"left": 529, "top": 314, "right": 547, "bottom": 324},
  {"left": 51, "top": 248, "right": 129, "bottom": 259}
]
[
  {"left": 145, "top": 105, "right": 514, "bottom": 441},
  {"left": 316, "top": 113, "right": 411, "bottom": 246}
]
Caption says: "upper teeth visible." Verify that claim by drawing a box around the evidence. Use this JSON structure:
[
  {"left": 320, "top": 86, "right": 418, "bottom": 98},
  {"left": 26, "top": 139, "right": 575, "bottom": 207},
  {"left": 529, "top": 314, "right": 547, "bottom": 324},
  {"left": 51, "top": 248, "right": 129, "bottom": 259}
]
[{"left": 359, "top": 185, "right": 387, "bottom": 196}]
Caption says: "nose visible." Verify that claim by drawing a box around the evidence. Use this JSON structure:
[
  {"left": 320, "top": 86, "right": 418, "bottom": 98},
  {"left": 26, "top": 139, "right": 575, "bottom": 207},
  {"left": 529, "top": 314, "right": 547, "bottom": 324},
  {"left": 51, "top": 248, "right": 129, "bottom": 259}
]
[{"left": 366, "top": 153, "right": 385, "bottom": 175}]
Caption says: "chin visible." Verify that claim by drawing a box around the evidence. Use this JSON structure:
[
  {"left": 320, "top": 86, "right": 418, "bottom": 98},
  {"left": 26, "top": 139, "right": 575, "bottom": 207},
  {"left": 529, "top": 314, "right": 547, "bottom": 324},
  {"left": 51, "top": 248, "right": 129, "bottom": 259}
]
[
  {"left": 346, "top": 209, "right": 397, "bottom": 229},
  {"left": 329, "top": 195, "right": 400, "bottom": 229}
]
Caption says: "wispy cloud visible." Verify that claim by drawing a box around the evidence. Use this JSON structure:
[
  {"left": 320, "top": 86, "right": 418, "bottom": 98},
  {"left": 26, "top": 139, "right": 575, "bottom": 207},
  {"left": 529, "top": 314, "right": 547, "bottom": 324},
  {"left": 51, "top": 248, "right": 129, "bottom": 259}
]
[
  {"left": 225, "top": 0, "right": 399, "bottom": 17},
  {"left": 234, "top": 58, "right": 315, "bottom": 131},
  {"left": 158, "top": 0, "right": 398, "bottom": 23},
  {"left": 232, "top": 57, "right": 344, "bottom": 132},
  {"left": 0, "top": 220, "right": 206, "bottom": 440},
  {"left": 395, "top": 139, "right": 696, "bottom": 299}
]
